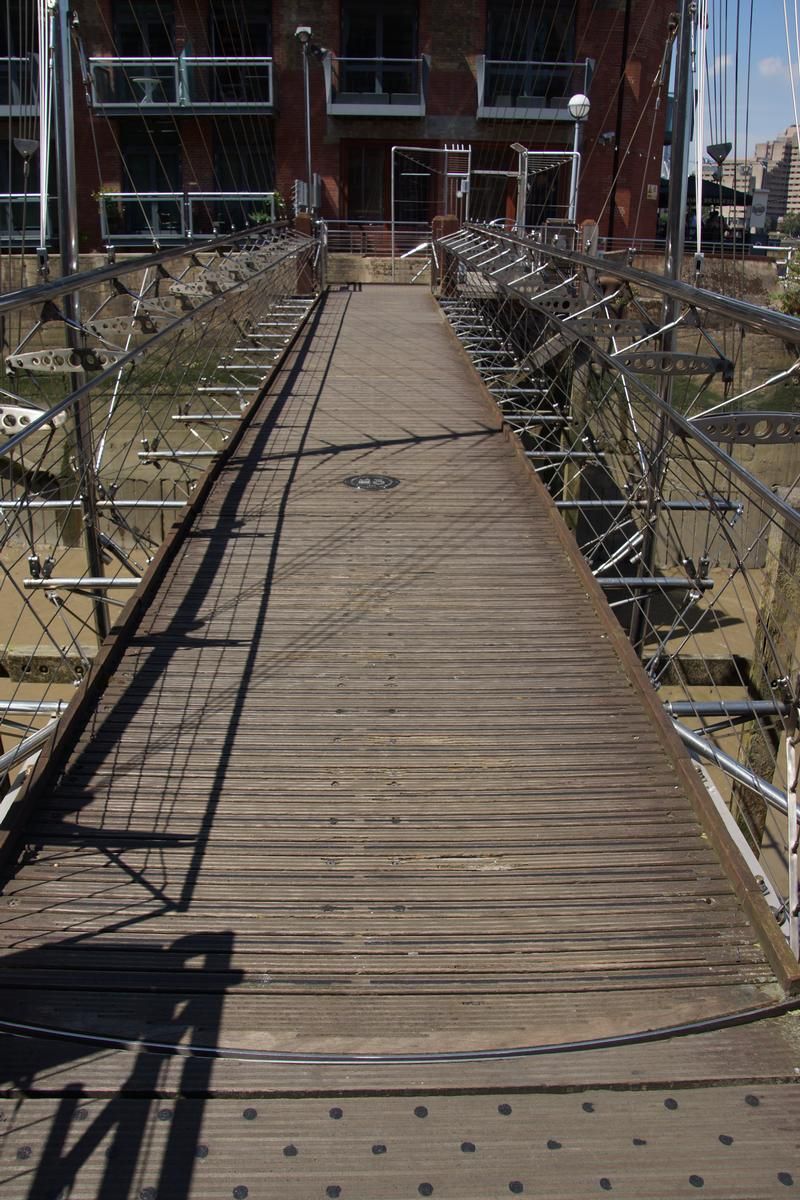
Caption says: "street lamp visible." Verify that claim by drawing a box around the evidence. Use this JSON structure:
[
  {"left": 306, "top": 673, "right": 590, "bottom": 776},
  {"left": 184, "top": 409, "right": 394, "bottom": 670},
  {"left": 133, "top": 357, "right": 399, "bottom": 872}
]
[
  {"left": 295, "top": 25, "right": 314, "bottom": 212},
  {"left": 567, "top": 92, "right": 590, "bottom": 224}
]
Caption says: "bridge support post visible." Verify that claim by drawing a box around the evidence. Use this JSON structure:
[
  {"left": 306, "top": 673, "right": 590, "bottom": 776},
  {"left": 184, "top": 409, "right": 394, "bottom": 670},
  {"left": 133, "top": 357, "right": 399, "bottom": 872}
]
[
  {"left": 52, "top": 0, "right": 108, "bottom": 642},
  {"left": 294, "top": 212, "right": 316, "bottom": 295},
  {"left": 432, "top": 215, "right": 459, "bottom": 297}
]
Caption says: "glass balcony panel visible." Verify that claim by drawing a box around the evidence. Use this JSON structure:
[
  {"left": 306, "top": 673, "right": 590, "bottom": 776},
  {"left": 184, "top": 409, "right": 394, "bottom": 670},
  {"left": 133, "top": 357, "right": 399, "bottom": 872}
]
[
  {"left": 98, "top": 194, "right": 184, "bottom": 243},
  {"left": 89, "top": 57, "right": 273, "bottom": 111},
  {"left": 0, "top": 196, "right": 54, "bottom": 247},
  {"left": 98, "top": 192, "right": 276, "bottom": 245},
  {"left": 477, "top": 57, "right": 591, "bottom": 118},
  {"left": 0, "top": 55, "right": 39, "bottom": 113},
  {"left": 89, "top": 59, "right": 178, "bottom": 106},
  {"left": 184, "top": 59, "right": 272, "bottom": 106},
  {"left": 327, "top": 57, "right": 424, "bottom": 115}
]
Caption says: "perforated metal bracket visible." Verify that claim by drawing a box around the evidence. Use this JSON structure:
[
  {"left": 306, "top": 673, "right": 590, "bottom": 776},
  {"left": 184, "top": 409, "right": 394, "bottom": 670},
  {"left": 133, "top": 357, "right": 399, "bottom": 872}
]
[
  {"left": 6, "top": 347, "right": 126, "bottom": 373},
  {"left": 87, "top": 313, "right": 169, "bottom": 336},
  {"left": 692, "top": 410, "right": 800, "bottom": 445},
  {"left": 567, "top": 318, "right": 657, "bottom": 338},
  {"left": 610, "top": 350, "right": 734, "bottom": 380},
  {"left": 1, "top": 403, "right": 66, "bottom": 431}
]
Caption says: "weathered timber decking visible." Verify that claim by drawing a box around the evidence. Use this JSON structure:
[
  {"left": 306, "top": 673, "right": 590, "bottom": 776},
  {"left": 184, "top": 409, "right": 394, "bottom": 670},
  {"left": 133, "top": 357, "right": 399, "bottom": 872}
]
[{"left": 1, "top": 287, "right": 798, "bottom": 1198}]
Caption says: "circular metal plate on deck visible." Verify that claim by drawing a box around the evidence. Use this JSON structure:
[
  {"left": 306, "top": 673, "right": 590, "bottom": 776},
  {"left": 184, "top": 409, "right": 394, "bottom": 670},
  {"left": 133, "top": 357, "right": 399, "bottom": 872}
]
[{"left": 343, "top": 474, "right": 400, "bottom": 491}]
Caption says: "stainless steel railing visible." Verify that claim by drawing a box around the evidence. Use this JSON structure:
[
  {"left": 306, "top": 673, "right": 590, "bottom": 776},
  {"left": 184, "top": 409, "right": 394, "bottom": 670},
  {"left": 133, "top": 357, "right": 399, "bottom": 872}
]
[
  {"left": 437, "top": 222, "right": 800, "bottom": 955},
  {"left": 0, "top": 222, "right": 315, "bottom": 790}
]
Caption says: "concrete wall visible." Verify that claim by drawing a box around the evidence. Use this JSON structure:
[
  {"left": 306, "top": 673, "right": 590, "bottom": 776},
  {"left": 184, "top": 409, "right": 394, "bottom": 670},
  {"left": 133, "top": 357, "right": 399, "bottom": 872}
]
[{"left": 326, "top": 254, "right": 430, "bottom": 285}]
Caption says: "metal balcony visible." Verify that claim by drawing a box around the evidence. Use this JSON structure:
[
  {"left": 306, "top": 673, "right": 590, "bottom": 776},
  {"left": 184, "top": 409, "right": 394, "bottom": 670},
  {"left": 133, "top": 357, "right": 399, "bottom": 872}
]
[
  {"left": 88, "top": 57, "right": 274, "bottom": 114},
  {"left": 97, "top": 191, "right": 278, "bottom": 246},
  {"left": 0, "top": 194, "right": 55, "bottom": 247},
  {"left": 476, "top": 56, "right": 593, "bottom": 119},
  {"left": 0, "top": 55, "right": 39, "bottom": 116},
  {"left": 324, "top": 56, "right": 427, "bottom": 117}
]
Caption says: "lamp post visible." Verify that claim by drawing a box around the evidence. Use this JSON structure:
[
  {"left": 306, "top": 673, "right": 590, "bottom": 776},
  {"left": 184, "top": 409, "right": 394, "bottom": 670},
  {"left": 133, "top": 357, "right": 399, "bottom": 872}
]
[
  {"left": 295, "top": 26, "right": 313, "bottom": 211},
  {"left": 510, "top": 142, "right": 528, "bottom": 232},
  {"left": 567, "top": 92, "right": 590, "bottom": 224}
]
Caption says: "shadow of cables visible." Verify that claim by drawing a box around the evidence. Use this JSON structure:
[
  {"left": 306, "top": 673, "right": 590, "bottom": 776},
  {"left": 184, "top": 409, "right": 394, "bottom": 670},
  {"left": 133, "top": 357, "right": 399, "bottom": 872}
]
[{"left": 0, "top": 931, "right": 241, "bottom": 1200}]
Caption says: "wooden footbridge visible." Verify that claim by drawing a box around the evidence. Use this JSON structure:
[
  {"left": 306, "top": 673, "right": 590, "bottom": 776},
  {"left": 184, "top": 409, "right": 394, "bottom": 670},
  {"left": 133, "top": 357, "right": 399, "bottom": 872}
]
[{"left": 1, "top": 286, "right": 799, "bottom": 1198}]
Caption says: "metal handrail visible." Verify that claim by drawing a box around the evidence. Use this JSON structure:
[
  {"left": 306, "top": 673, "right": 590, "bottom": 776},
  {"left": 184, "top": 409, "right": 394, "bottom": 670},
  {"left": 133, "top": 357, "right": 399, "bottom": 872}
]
[
  {"left": 88, "top": 55, "right": 274, "bottom": 107},
  {"left": 476, "top": 55, "right": 593, "bottom": 111},
  {"left": 459, "top": 223, "right": 800, "bottom": 349},
  {"left": 0, "top": 228, "right": 307, "bottom": 459},
  {"left": 0, "top": 221, "right": 288, "bottom": 319},
  {"left": 441, "top": 225, "right": 800, "bottom": 529}
]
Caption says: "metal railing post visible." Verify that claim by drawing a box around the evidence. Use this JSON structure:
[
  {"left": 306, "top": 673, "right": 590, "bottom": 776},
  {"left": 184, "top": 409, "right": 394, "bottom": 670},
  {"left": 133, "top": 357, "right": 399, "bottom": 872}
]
[{"left": 52, "top": 0, "right": 108, "bottom": 641}]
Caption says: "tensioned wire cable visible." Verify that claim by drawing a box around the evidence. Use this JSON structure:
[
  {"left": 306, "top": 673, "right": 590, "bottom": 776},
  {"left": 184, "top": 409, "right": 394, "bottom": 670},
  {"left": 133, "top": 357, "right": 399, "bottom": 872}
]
[
  {"left": 443, "top": 320, "right": 795, "bottom": 888},
  {"left": 1, "top": 993, "right": 799, "bottom": 1063}
]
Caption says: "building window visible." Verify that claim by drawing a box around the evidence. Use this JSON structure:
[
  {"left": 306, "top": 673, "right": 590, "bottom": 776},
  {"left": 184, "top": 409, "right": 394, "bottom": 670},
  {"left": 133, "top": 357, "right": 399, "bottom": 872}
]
[
  {"left": 209, "top": 0, "right": 271, "bottom": 57},
  {"left": 121, "top": 123, "right": 181, "bottom": 193},
  {"left": 487, "top": 0, "right": 575, "bottom": 62},
  {"left": 114, "top": 1, "right": 175, "bottom": 56},
  {"left": 395, "top": 161, "right": 432, "bottom": 224},
  {"left": 343, "top": 1, "right": 417, "bottom": 59},
  {"left": 114, "top": 123, "right": 182, "bottom": 239},
  {"left": 485, "top": 0, "right": 576, "bottom": 105},
  {"left": 0, "top": 1, "right": 36, "bottom": 56},
  {"left": 213, "top": 122, "right": 274, "bottom": 192},
  {"left": 346, "top": 144, "right": 385, "bottom": 221},
  {"left": 340, "top": 1, "right": 418, "bottom": 95}
]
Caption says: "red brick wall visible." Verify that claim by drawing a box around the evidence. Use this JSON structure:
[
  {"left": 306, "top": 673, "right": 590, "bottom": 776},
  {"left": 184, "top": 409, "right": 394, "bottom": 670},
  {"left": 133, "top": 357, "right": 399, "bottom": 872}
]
[
  {"left": 576, "top": 0, "right": 672, "bottom": 238},
  {"left": 71, "top": 0, "right": 671, "bottom": 244}
]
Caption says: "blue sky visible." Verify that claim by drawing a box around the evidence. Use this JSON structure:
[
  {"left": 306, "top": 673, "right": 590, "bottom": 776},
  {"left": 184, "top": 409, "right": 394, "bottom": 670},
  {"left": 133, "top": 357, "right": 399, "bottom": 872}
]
[{"left": 704, "top": 0, "right": 797, "bottom": 155}]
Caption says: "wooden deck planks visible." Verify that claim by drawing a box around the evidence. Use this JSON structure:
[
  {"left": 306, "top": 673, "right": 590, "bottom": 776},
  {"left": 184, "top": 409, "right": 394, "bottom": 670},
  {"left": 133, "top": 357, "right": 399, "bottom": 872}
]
[
  {"left": 1, "top": 284, "right": 800, "bottom": 1193},
  {"left": 3, "top": 1085, "right": 799, "bottom": 1199},
  {"left": 0, "top": 287, "right": 786, "bottom": 1058}
]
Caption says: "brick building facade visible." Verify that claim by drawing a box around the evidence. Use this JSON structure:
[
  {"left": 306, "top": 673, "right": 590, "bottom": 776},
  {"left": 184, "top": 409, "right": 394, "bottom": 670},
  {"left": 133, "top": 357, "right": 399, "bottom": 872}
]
[{"left": 4, "top": 0, "right": 672, "bottom": 249}]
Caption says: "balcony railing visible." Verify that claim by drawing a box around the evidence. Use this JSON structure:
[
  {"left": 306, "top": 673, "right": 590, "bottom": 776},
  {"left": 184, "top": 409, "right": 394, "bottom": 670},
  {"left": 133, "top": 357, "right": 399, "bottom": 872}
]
[
  {"left": 324, "top": 55, "right": 427, "bottom": 116},
  {"left": 0, "top": 195, "right": 55, "bottom": 247},
  {"left": 98, "top": 192, "right": 277, "bottom": 246},
  {"left": 0, "top": 55, "right": 39, "bottom": 115},
  {"left": 325, "top": 220, "right": 431, "bottom": 256},
  {"left": 476, "top": 56, "right": 592, "bottom": 119},
  {"left": 88, "top": 57, "right": 274, "bottom": 112}
]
